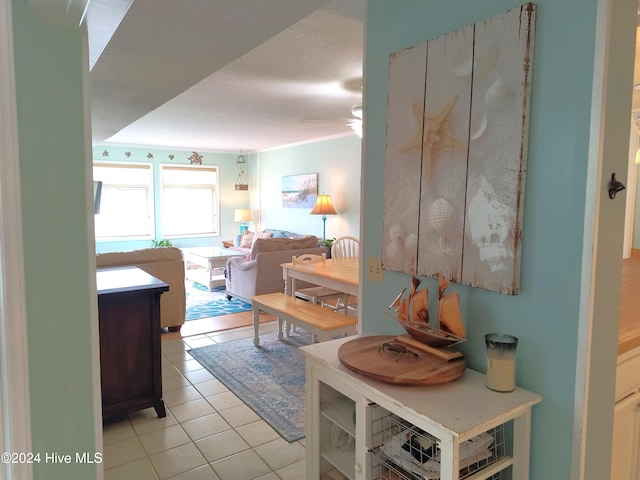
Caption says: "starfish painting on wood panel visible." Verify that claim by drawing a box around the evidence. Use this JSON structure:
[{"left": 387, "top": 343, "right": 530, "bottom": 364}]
[
  {"left": 400, "top": 96, "right": 467, "bottom": 181},
  {"left": 382, "top": 4, "right": 536, "bottom": 295}
]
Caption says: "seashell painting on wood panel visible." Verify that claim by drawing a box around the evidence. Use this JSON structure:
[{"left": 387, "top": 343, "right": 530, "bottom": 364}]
[{"left": 382, "top": 3, "right": 536, "bottom": 295}]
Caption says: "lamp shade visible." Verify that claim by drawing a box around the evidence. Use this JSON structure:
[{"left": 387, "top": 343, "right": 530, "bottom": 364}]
[
  {"left": 310, "top": 195, "right": 337, "bottom": 216},
  {"left": 234, "top": 208, "right": 252, "bottom": 222}
]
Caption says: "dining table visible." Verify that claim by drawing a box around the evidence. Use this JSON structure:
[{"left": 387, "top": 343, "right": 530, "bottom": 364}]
[{"left": 281, "top": 256, "right": 359, "bottom": 298}]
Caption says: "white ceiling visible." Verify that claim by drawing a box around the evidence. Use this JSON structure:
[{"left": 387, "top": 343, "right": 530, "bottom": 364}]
[{"left": 87, "top": 0, "right": 365, "bottom": 153}]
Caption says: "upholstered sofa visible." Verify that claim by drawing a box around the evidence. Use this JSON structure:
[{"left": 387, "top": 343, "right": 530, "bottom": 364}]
[
  {"left": 231, "top": 228, "right": 309, "bottom": 259},
  {"left": 225, "top": 236, "right": 326, "bottom": 303},
  {"left": 96, "top": 247, "right": 186, "bottom": 332}
]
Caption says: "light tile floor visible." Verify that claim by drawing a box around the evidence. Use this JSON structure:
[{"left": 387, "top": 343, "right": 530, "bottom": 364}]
[{"left": 102, "top": 321, "right": 307, "bottom": 480}]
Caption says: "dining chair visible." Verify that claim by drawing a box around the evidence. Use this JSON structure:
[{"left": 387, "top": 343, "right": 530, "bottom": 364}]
[
  {"left": 330, "top": 236, "right": 360, "bottom": 315},
  {"left": 292, "top": 253, "right": 348, "bottom": 315},
  {"left": 331, "top": 236, "right": 360, "bottom": 259},
  {"left": 287, "top": 253, "right": 349, "bottom": 340}
]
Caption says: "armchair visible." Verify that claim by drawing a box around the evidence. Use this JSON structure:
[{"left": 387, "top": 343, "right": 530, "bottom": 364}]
[
  {"left": 225, "top": 236, "right": 326, "bottom": 303},
  {"left": 96, "top": 247, "right": 186, "bottom": 332}
]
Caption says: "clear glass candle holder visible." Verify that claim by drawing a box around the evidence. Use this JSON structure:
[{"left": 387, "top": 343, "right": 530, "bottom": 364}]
[{"left": 485, "top": 333, "right": 518, "bottom": 392}]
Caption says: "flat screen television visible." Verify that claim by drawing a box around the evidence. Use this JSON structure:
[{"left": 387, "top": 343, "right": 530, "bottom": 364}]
[{"left": 93, "top": 180, "right": 102, "bottom": 215}]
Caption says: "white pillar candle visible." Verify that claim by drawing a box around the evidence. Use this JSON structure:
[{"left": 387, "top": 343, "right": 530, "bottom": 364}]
[{"left": 485, "top": 333, "right": 518, "bottom": 392}]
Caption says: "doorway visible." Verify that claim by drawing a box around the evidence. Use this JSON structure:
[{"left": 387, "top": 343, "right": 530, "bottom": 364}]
[{"left": 624, "top": 26, "right": 640, "bottom": 258}]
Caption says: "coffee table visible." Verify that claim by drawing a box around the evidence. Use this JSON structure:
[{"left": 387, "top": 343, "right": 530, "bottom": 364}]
[{"left": 182, "top": 246, "right": 245, "bottom": 290}]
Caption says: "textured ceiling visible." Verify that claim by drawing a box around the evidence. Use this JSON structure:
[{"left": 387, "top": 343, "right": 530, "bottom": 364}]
[{"left": 89, "top": 0, "right": 365, "bottom": 153}]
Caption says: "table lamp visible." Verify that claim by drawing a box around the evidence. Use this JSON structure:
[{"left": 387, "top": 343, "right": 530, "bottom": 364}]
[
  {"left": 310, "top": 194, "right": 337, "bottom": 242},
  {"left": 234, "top": 208, "right": 252, "bottom": 234}
]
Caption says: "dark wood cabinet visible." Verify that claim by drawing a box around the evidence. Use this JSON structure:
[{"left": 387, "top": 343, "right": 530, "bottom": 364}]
[{"left": 97, "top": 266, "right": 169, "bottom": 420}]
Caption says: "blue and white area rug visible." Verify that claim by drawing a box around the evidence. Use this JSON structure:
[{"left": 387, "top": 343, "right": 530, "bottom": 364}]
[
  {"left": 185, "top": 281, "right": 252, "bottom": 321},
  {"left": 188, "top": 331, "right": 310, "bottom": 442}
]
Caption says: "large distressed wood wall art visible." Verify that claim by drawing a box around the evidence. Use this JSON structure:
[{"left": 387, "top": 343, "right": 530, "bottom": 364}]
[{"left": 382, "top": 3, "right": 536, "bottom": 295}]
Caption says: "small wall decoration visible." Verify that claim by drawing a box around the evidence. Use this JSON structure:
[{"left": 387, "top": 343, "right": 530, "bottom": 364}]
[
  {"left": 382, "top": 3, "right": 536, "bottom": 295},
  {"left": 235, "top": 153, "right": 248, "bottom": 191},
  {"left": 282, "top": 173, "right": 318, "bottom": 208},
  {"left": 188, "top": 151, "right": 203, "bottom": 165}
]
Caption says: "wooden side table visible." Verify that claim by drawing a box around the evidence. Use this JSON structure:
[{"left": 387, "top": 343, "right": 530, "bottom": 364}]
[{"left": 97, "top": 266, "right": 169, "bottom": 420}]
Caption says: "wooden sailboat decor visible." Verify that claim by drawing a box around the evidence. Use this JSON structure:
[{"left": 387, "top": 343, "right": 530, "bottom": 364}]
[
  {"left": 389, "top": 274, "right": 466, "bottom": 349},
  {"left": 338, "top": 274, "right": 467, "bottom": 384}
]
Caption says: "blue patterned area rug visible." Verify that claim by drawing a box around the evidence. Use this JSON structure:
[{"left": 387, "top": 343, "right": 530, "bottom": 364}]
[
  {"left": 185, "top": 281, "right": 252, "bottom": 321},
  {"left": 188, "top": 331, "right": 311, "bottom": 442}
]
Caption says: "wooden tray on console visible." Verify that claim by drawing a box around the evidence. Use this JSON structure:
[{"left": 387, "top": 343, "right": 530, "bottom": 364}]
[{"left": 337, "top": 335, "right": 465, "bottom": 385}]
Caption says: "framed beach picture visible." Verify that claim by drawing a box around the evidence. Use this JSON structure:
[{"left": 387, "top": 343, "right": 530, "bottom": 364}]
[{"left": 282, "top": 173, "right": 318, "bottom": 208}]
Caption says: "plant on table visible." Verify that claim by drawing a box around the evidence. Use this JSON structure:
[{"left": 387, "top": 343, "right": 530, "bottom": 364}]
[
  {"left": 322, "top": 237, "right": 336, "bottom": 248},
  {"left": 151, "top": 239, "right": 173, "bottom": 247}
]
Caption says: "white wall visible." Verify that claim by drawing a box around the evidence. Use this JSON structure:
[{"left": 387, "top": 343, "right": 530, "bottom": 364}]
[{"left": 251, "top": 135, "right": 361, "bottom": 240}]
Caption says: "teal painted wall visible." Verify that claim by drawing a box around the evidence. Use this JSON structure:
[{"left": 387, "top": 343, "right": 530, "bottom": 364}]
[
  {"left": 92, "top": 146, "right": 250, "bottom": 253},
  {"left": 255, "top": 135, "right": 361, "bottom": 240},
  {"left": 9, "top": 0, "right": 630, "bottom": 478},
  {"left": 92, "top": 137, "right": 361, "bottom": 252},
  {"left": 12, "top": 1, "right": 99, "bottom": 479},
  {"left": 362, "top": 1, "right": 631, "bottom": 479}
]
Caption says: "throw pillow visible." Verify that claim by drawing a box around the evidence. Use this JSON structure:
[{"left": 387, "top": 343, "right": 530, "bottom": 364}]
[
  {"left": 251, "top": 231, "right": 273, "bottom": 248},
  {"left": 240, "top": 231, "right": 254, "bottom": 248}
]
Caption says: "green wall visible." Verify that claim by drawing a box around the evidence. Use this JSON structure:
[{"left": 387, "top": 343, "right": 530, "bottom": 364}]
[
  {"left": 255, "top": 135, "right": 361, "bottom": 240},
  {"left": 9, "top": 0, "right": 633, "bottom": 478},
  {"left": 92, "top": 137, "right": 363, "bottom": 252},
  {"left": 362, "top": 1, "right": 633, "bottom": 479},
  {"left": 12, "top": 1, "right": 99, "bottom": 478},
  {"left": 92, "top": 146, "right": 250, "bottom": 253}
]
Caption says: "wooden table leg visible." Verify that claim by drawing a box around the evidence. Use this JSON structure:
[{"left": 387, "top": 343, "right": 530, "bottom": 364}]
[
  {"left": 277, "top": 317, "right": 284, "bottom": 340},
  {"left": 252, "top": 304, "right": 261, "bottom": 346}
]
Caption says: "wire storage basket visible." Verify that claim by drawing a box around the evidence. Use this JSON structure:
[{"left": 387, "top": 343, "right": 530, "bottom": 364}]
[{"left": 369, "top": 404, "right": 507, "bottom": 480}]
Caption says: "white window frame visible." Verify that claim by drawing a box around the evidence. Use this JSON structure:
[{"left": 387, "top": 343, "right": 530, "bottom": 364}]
[
  {"left": 160, "top": 164, "right": 220, "bottom": 238},
  {"left": 93, "top": 162, "right": 154, "bottom": 240}
]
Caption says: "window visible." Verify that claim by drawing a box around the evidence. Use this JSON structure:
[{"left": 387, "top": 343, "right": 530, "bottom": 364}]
[
  {"left": 93, "top": 163, "right": 153, "bottom": 239},
  {"left": 161, "top": 165, "right": 219, "bottom": 237}
]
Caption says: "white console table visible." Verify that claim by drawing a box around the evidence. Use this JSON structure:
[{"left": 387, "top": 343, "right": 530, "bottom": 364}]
[{"left": 302, "top": 336, "right": 542, "bottom": 480}]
